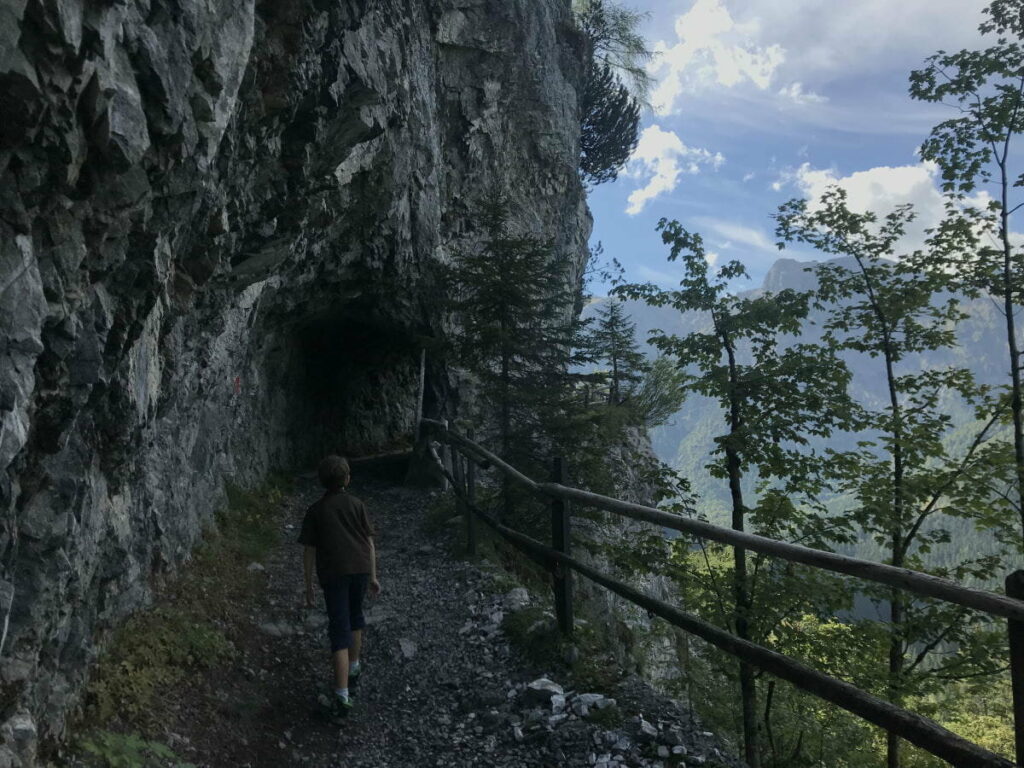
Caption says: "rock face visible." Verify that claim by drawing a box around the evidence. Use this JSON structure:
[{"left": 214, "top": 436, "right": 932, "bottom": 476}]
[{"left": 0, "top": 0, "right": 589, "bottom": 752}]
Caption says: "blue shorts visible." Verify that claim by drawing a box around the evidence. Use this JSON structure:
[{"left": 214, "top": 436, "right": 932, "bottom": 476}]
[{"left": 321, "top": 574, "right": 368, "bottom": 652}]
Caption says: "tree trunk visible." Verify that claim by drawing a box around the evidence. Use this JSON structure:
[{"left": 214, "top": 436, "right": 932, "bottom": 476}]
[
  {"left": 884, "top": 342, "right": 906, "bottom": 768},
  {"left": 500, "top": 343, "right": 512, "bottom": 521},
  {"left": 724, "top": 339, "right": 759, "bottom": 768},
  {"left": 610, "top": 353, "right": 619, "bottom": 405},
  {"left": 999, "top": 157, "right": 1024, "bottom": 548}
]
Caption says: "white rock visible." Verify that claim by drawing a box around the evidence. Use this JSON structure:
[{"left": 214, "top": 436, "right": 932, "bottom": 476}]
[
  {"left": 524, "top": 677, "right": 564, "bottom": 705},
  {"left": 246, "top": 562, "right": 265, "bottom": 572},
  {"left": 551, "top": 694, "right": 566, "bottom": 713},
  {"left": 258, "top": 621, "right": 294, "bottom": 637},
  {"left": 505, "top": 587, "right": 530, "bottom": 610},
  {"left": 398, "top": 638, "right": 417, "bottom": 658},
  {"left": 637, "top": 716, "right": 659, "bottom": 740}
]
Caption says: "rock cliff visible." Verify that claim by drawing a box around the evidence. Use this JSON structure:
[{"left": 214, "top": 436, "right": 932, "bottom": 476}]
[{"left": 0, "top": 0, "right": 590, "bottom": 757}]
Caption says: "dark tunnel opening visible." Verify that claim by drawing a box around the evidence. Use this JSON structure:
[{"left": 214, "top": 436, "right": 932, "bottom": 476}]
[{"left": 293, "top": 309, "right": 426, "bottom": 470}]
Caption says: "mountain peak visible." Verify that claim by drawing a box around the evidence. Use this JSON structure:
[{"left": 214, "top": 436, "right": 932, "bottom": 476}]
[{"left": 760, "top": 258, "right": 820, "bottom": 293}]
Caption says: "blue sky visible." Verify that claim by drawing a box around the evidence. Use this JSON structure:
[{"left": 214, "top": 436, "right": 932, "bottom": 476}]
[{"left": 588, "top": 0, "right": 992, "bottom": 291}]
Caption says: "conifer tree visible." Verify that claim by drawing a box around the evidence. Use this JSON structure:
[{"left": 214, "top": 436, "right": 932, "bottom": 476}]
[
  {"left": 579, "top": 62, "right": 641, "bottom": 186},
  {"left": 450, "top": 192, "right": 583, "bottom": 517},
  {"left": 589, "top": 298, "right": 648, "bottom": 405},
  {"left": 573, "top": 0, "right": 654, "bottom": 103}
]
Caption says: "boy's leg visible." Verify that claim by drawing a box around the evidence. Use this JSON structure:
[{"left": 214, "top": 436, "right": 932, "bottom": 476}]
[
  {"left": 322, "top": 576, "right": 354, "bottom": 695},
  {"left": 350, "top": 629, "right": 363, "bottom": 665},
  {"left": 333, "top": 648, "right": 350, "bottom": 690},
  {"left": 348, "top": 575, "right": 369, "bottom": 667}
]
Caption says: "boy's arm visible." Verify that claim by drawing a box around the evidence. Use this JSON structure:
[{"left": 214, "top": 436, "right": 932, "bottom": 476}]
[
  {"left": 303, "top": 546, "right": 316, "bottom": 607},
  {"left": 368, "top": 538, "right": 381, "bottom": 596}
]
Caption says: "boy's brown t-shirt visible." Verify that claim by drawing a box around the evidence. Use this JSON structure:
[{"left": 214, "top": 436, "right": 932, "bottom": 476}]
[{"left": 297, "top": 489, "right": 375, "bottom": 583}]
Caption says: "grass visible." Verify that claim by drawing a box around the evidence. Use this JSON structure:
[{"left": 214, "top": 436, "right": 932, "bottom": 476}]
[
  {"left": 77, "top": 731, "right": 194, "bottom": 768},
  {"left": 68, "top": 475, "right": 289, "bottom": 765}
]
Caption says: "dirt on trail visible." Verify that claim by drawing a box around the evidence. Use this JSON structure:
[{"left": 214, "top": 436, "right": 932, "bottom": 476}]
[{"left": 69, "top": 465, "right": 741, "bottom": 768}]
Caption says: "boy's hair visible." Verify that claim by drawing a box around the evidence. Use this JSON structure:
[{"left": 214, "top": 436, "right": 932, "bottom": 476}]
[{"left": 318, "top": 455, "right": 350, "bottom": 489}]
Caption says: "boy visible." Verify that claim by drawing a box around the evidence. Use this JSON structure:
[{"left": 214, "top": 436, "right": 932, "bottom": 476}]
[{"left": 298, "top": 455, "right": 381, "bottom": 714}]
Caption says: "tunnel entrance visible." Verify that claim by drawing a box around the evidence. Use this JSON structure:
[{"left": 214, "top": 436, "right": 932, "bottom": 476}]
[{"left": 294, "top": 309, "right": 424, "bottom": 468}]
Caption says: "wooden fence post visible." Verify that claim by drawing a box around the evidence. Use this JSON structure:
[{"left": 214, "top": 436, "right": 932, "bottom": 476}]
[
  {"left": 452, "top": 447, "right": 467, "bottom": 551},
  {"left": 439, "top": 419, "right": 450, "bottom": 491},
  {"left": 551, "top": 456, "right": 573, "bottom": 636},
  {"left": 466, "top": 429, "right": 477, "bottom": 556},
  {"left": 1008, "top": 569, "right": 1024, "bottom": 768},
  {"left": 415, "top": 348, "right": 426, "bottom": 441}
]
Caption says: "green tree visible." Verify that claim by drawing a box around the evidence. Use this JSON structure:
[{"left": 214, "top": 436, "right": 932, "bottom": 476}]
[
  {"left": 579, "top": 62, "right": 641, "bottom": 186},
  {"left": 589, "top": 298, "right": 648, "bottom": 404},
  {"left": 909, "top": 0, "right": 1024, "bottom": 548},
  {"left": 775, "top": 187, "right": 1008, "bottom": 768},
  {"left": 573, "top": 0, "right": 654, "bottom": 103},
  {"left": 617, "top": 219, "right": 857, "bottom": 767},
  {"left": 631, "top": 355, "right": 687, "bottom": 428},
  {"left": 450, "top": 193, "right": 583, "bottom": 517}
]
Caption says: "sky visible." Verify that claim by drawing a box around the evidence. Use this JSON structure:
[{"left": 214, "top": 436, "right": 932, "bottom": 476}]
[{"left": 588, "top": 0, "right": 993, "bottom": 292}]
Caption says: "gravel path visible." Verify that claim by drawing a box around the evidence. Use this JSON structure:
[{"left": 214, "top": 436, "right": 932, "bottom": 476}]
[{"left": 135, "top": 472, "right": 742, "bottom": 768}]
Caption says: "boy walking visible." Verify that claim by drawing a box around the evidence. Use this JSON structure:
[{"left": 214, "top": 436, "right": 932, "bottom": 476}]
[{"left": 298, "top": 455, "right": 381, "bottom": 714}]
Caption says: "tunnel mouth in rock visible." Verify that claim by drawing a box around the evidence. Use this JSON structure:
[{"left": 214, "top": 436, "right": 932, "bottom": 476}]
[{"left": 294, "top": 310, "right": 423, "bottom": 465}]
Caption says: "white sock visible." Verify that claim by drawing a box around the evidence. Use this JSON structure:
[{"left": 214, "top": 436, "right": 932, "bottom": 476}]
[
  {"left": 335, "top": 687, "right": 349, "bottom": 701},
  {"left": 350, "top": 660, "right": 361, "bottom": 675}
]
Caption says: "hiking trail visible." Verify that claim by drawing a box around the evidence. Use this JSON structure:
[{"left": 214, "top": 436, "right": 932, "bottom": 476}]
[{"left": 102, "top": 471, "right": 740, "bottom": 768}]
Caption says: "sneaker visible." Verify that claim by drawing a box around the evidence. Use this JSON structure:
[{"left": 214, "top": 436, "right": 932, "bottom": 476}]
[
  {"left": 332, "top": 695, "right": 355, "bottom": 718},
  {"left": 349, "top": 665, "right": 361, "bottom": 690}
]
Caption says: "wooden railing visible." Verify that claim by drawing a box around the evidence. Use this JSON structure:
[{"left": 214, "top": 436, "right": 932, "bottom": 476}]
[{"left": 421, "top": 418, "right": 1024, "bottom": 768}]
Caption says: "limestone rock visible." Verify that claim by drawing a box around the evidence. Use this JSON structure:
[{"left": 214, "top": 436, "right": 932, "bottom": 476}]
[
  {"left": 0, "top": 0, "right": 591, "bottom": 746},
  {"left": 524, "top": 678, "right": 564, "bottom": 706}
]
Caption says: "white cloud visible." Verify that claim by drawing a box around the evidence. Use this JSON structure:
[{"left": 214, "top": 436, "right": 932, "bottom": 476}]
[
  {"left": 650, "top": 0, "right": 785, "bottom": 115},
  {"left": 773, "top": 159, "right": 1024, "bottom": 258},
  {"left": 778, "top": 82, "right": 827, "bottom": 105},
  {"left": 625, "top": 125, "right": 725, "bottom": 215},
  {"left": 646, "top": 0, "right": 986, "bottom": 125},
  {"left": 776, "top": 162, "right": 946, "bottom": 254},
  {"left": 693, "top": 216, "right": 776, "bottom": 252},
  {"left": 742, "top": 172, "right": 756, "bottom": 183},
  {"left": 747, "top": 0, "right": 986, "bottom": 79}
]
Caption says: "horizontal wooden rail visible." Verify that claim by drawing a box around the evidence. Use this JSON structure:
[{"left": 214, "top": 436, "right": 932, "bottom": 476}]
[
  {"left": 421, "top": 419, "right": 1024, "bottom": 624},
  {"left": 422, "top": 437, "right": 1014, "bottom": 768}
]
